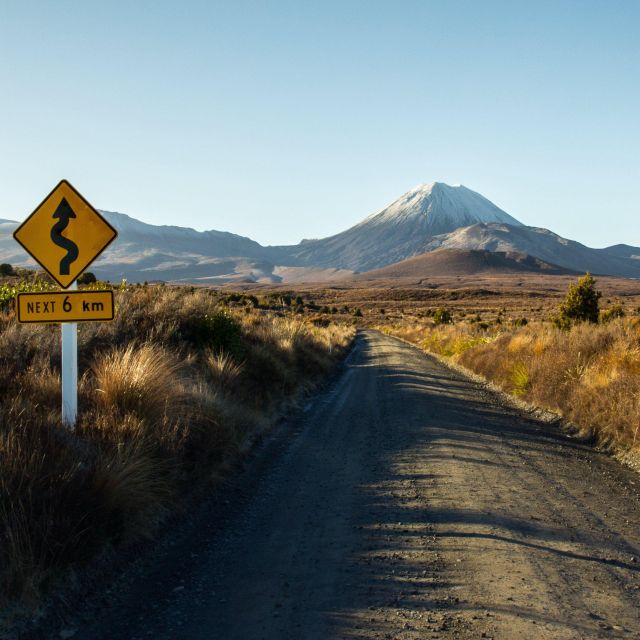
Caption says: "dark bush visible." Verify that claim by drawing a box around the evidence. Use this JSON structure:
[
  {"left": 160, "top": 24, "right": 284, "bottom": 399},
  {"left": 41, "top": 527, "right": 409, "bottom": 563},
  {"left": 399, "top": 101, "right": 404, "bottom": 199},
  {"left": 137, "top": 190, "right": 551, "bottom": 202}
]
[
  {"left": 555, "top": 273, "right": 601, "bottom": 328},
  {"left": 77, "top": 271, "right": 97, "bottom": 284},
  {"left": 0, "top": 263, "right": 14, "bottom": 276},
  {"left": 185, "top": 311, "right": 244, "bottom": 358},
  {"left": 433, "top": 307, "right": 453, "bottom": 325}
]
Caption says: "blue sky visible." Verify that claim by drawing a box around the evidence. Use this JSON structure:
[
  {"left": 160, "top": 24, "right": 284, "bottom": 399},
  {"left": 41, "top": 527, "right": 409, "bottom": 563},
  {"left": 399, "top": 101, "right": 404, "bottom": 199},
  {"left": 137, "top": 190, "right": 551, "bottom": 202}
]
[{"left": 1, "top": 1, "right": 638, "bottom": 247}]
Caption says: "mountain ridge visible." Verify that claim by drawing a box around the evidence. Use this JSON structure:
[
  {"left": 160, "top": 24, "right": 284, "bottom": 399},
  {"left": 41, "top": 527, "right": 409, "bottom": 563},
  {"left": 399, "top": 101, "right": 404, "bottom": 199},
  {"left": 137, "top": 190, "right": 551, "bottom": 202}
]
[
  {"left": 425, "top": 222, "right": 640, "bottom": 278},
  {"left": 1, "top": 183, "right": 639, "bottom": 282}
]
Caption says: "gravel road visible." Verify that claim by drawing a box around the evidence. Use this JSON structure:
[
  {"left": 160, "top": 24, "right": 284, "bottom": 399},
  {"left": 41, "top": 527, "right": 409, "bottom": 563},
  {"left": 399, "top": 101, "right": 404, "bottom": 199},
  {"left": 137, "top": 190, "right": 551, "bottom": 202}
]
[{"left": 73, "top": 330, "right": 640, "bottom": 640}]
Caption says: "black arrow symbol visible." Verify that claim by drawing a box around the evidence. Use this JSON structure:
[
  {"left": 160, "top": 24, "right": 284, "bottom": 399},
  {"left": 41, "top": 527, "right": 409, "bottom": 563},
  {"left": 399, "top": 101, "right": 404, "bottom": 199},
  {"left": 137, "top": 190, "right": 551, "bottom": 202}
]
[{"left": 51, "top": 198, "right": 79, "bottom": 276}]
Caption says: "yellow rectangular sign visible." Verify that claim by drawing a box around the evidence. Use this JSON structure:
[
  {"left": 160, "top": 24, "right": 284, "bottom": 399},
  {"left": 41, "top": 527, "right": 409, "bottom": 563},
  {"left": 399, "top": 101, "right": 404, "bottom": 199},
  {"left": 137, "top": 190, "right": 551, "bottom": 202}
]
[{"left": 16, "top": 290, "right": 115, "bottom": 324}]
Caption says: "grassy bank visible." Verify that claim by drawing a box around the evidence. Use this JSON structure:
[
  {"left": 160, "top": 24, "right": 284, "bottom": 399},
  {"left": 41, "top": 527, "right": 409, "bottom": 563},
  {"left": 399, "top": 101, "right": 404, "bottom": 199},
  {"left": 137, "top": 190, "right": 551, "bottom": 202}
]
[
  {"left": 381, "top": 317, "right": 640, "bottom": 452},
  {"left": 0, "top": 284, "right": 354, "bottom": 603}
]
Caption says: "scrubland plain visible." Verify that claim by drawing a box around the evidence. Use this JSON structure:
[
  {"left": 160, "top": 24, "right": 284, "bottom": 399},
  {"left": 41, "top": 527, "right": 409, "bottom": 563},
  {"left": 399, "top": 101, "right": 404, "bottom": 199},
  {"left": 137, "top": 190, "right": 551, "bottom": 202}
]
[
  {"left": 232, "top": 272, "right": 640, "bottom": 323},
  {"left": 0, "top": 282, "right": 354, "bottom": 606},
  {"left": 236, "top": 272, "right": 640, "bottom": 456}
]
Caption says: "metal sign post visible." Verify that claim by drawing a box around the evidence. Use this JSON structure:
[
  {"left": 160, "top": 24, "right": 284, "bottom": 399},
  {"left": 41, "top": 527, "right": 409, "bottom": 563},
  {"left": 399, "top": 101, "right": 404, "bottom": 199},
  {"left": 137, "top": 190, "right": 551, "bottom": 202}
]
[
  {"left": 13, "top": 180, "right": 118, "bottom": 429},
  {"left": 61, "top": 281, "right": 78, "bottom": 426}
]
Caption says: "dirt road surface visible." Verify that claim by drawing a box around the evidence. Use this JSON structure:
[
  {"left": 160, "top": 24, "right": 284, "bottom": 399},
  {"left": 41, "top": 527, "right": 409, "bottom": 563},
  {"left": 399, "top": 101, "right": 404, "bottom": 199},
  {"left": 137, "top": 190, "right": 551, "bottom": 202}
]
[{"left": 73, "top": 331, "right": 640, "bottom": 640}]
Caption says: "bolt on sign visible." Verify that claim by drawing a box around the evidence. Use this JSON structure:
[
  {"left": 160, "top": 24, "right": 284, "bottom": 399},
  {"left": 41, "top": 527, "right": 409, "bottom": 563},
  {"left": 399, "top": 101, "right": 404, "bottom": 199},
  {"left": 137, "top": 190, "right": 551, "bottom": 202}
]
[
  {"left": 13, "top": 180, "right": 119, "bottom": 427},
  {"left": 13, "top": 179, "right": 117, "bottom": 289}
]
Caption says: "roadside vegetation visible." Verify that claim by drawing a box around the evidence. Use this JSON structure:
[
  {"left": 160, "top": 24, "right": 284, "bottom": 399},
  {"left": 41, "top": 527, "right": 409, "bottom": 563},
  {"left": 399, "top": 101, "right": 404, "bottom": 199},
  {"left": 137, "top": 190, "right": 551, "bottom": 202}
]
[
  {"left": 0, "top": 278, "right": 354, "bottom": 604},
  {"left": 380, "top": 274, "right": 640, "bottom": 455}
]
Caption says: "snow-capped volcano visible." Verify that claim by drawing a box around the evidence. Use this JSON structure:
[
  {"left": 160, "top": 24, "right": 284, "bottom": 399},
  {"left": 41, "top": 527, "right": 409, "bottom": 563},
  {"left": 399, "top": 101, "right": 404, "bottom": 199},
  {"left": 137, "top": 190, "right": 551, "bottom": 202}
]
[
  {"left": 281, "top": 182, "right": 523, "bottom": 270},
  {"left": 362, "top": 182, "right": 521, "bottom": 232}
]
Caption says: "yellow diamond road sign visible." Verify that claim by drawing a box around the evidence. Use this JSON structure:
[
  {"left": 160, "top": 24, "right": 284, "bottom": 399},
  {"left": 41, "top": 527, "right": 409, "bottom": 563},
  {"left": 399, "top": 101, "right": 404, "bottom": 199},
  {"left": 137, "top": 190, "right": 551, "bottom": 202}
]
[{"left": 13, "top": 180, "right": 117, "bottom": 289}]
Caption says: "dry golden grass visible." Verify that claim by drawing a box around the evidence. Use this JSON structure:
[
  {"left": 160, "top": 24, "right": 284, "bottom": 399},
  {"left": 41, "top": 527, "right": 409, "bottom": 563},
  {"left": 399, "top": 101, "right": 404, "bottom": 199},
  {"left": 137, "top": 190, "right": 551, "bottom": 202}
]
[
  {"left": 0, "top": 284, "right": 355, "bottom": 603},
  {"left": 204, "top": 350, "right": 243, "bottom": 391},
  {"left": 93, "top": 440, "right": 175, "bottom": 543},
  {"left": 93, "top": 343, "right": 187, "bottom": 428},
  {"left": 382, "top": 317, "right": 640, "bottom": 452}
]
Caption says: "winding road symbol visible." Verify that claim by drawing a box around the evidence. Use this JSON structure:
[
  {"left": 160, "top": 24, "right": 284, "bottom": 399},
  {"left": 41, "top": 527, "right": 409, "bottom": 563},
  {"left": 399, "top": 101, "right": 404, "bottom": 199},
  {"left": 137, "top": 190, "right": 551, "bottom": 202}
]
[
  {"left": 51, "top": 198, "right": 79, "bottom": 276},
  {"left": 13, "top": 179, "right": 117, "bottom": 289}
]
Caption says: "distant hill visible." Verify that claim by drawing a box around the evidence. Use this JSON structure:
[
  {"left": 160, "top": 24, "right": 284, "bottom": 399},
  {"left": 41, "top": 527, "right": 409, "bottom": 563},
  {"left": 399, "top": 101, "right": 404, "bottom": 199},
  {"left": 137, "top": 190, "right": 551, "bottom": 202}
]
[
  {"left": 355, "top": 248, "right": 575, "bottom": 280},
  {"left": 600, "top": 244, "right": 640, "bottom": 260},
  {"left": 1, "top": 182, "right": 639, "bottom": 282},
  {"left": 0, "top": 212, "right": 354, "bottom": 284},
  {"left": 0, "top": 213, "right": 280, "bottom": 284},
  {"left": 93, "top": 211, "right": 281, "bottom": 283},
  {"left": 425, "top": 223, "right": 640, "bottom": 279}
]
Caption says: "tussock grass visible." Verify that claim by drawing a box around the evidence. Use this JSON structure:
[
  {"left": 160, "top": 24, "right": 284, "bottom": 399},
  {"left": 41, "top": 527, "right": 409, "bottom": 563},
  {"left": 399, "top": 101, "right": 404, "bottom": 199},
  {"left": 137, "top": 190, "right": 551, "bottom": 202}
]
[
  {"left": 382, "top": 318, "right": 640, "bottom": 452},
  {"left": 93, "top": 343, "right": 187, "bottom": 427},
  {"left": 205, "top": 350, "right": 243, "bottom": 391},
  {"left": 0, "top": 284, "right": 354, "bottom": 604}
]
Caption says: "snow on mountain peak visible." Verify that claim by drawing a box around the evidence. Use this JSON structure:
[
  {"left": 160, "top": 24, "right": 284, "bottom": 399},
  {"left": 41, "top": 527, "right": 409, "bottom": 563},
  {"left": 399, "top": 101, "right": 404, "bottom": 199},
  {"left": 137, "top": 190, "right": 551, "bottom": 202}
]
[{"left": 364, "top": 182, "right": 522, "bottom": 233}]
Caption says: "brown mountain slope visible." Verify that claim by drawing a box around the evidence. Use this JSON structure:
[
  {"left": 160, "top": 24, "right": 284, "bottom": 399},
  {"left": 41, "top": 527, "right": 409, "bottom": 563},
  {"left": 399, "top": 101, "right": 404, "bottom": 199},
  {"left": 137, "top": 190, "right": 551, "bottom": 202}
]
[{"left": 355, "top": 248, "right": 576, "bottom": 280}]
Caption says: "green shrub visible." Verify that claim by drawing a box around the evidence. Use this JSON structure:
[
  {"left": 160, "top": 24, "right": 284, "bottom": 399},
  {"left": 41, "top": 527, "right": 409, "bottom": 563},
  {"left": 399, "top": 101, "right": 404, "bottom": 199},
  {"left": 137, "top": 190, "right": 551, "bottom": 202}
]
[
  {"left": 186, "top": 311, "right": 244, "bottom": 358},
  {"left": 77, "top": 271, "right": 97, "bottom": 285},
  {"left": 451, "top": 335, "right": 490, "bottom": 355},
  {"left": 0, "top": 263, "right": 14, "bottom": 276},
  {"left": 353, "top": 308, "right": 363, "bottom": 317},
  {"left": 511, "top": 362, "right": 530, "bottom": 396},
  {"left": 433, "top": 308, "right": 453, "bottom": 325},
  {"left": 601, "top": 305, "right": 625, "bottom": 323},
  {"left": 555, "top": 273, "right": 601, "bottom": 328},
  {"left": 0, "top": 280, "right": 56, "bottom": 311}
]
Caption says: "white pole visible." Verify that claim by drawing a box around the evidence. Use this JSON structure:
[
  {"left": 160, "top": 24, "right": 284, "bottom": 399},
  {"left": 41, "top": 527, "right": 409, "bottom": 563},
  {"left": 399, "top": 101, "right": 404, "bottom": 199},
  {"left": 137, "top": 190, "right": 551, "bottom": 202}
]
[{"left": 61, "top": 280, "right": 78, "bottom": 427}]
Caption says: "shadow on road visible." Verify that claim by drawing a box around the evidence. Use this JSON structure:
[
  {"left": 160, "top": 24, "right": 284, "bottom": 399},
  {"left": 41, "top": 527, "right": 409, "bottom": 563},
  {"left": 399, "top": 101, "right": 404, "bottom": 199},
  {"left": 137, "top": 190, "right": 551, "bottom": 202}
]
[{"left": 329, "top": 332, "right": 640, "bottom": 637}]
